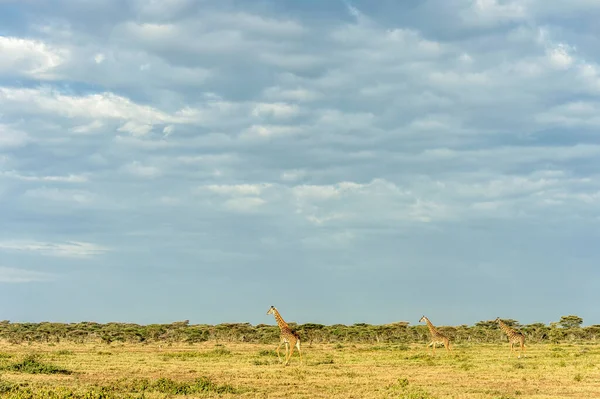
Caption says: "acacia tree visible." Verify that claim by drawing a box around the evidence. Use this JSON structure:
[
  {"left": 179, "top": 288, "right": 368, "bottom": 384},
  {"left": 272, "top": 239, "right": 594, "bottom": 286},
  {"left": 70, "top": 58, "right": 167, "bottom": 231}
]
[{"left": 559, "top": 315, "right": 583, "bottom": 329}]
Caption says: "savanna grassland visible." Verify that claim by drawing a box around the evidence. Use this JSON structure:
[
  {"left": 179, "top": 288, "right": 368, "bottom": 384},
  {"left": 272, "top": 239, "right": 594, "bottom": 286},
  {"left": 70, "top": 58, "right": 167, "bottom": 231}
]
[{"left": 1, "top": 340, "right": 599, "bottom": 399}]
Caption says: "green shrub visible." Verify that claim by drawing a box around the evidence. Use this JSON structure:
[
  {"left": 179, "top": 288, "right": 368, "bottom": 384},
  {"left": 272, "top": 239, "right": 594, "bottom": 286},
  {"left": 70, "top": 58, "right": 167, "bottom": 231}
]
[{"left": 2, "top": 355, "right": 72, "bottom": 375}]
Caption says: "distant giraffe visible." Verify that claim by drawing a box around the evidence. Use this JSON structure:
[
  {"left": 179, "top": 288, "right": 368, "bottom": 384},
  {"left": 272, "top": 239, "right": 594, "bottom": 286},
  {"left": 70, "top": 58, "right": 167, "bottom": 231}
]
[
  {"left": 419, "top": 315, "right": 451, "bottom": 355},
  {"left": 495, "top": 317, "right": 526, "bottom": 358},
  {"left": 266, "top": 306, "right": 303, "bottom": 366}
]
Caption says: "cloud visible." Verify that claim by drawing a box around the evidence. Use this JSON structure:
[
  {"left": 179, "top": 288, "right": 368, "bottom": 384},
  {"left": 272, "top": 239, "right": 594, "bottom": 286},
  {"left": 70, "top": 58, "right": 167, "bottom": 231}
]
[
  {"left": 0, "top": 124, "right": 30, "bottom": 148},
  {"left": 223, "top": 196, "right": 266, "bottom": 212},
  {"left": 203, "top": 183, "right": 271, "bottom": 196},
  {"left": 23, "top": 187, "right": 96, "bottom": 204},
  {"left": 251, "top": 102, "right": 300, "bottom": 119},
  {"left": 536, "top": 102, "right": 600, "bottom": 128},
  {"left": 123, "top": 161, "right": 162, "bottom": 178},
  {"left": 461, "top": 0, "right": 526, "bottom": 26},
  {"left": 0, "top": 171, "right": 87, "bottom": 183},
  {"left": 240, "top": 124, "right": 303, "bottom": 139},
  {"left": 262, "top": 86, "right": 320, "bottom": 102},
  {"left": 71, "top": 120, "right": 104, "bottom": 135},
  {"left": 0, "top": 87, "right": 173, "bottom": 125},
  {"left": 0, "top": 240, "right": 110, "bottom": 258},
  {"left": 546, "top": 43, "right": 574, "bottom": 70},
  {"left": 280, "top": 169, "right": 306, "bottom": 182},
  {"left": 1, "top": 0, "right": 600, "bottom": 324},
  {"left": 0, "top": 36, "right": 68, "bottom": 79},
  {"left": 292, "top": 182, "right": 361, "bottom": 201},
  {"left": 0, "top": 267, "right": 54, "bottom": 283}
]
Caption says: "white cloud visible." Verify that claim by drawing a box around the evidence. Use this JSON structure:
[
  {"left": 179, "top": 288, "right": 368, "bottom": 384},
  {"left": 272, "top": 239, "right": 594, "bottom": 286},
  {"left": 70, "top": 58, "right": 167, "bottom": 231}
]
[
  {"left": 577, "top": 63, "right": 600, "bottom": 92},
  {"left": 71, "top": 120, "right": 104, "bottom": 134},
  {"left": 194, "top": 173, "right": 600, "bottom": 225},
  {"left": 280, "top": 169, "right": 306, "bottom": 182},
  {"left": 240, "top": 124, "right": 302, "bottom": 139},
  {"left": 408, "top": 199, "right": 449, "bottom": 223},
  {"left": 251, "top": 102, "right": 300, "bottom": 119},
  {"left": 177, "top": 153, "right": 237, "bottom": 165},
  {"left": 0, "top": 267, "right": 54, "bottom": 283},
  {"left": 23, "top": 187, "right": 95, "bottom": 203},
  {"left": 0, "top": 240, "right": 109, "bottom": 258},
  {"left": 210, "top": 12, "right": 305, "bottom": 37},
  {"left": 114, "top": 135, "right": 176, "bottom": 149},
  {"left": 306, "top": 212, "right": 349, "bottom": 225},
  {"left": 203, "top": 183, "right": 271, "bottom": 196},
  {"left": 223, "top": 196, "right": 266, "bottom": 212},
  {"left": 0, "top": 124, "right": 30, "bottom": 148},
  {"left": 0, "top": 87, "right": 176, "bottom": 132},
  {"left": 292, "top": 181, "right": 370, "bottom": 201},
  {"left": 163, "top": 125, "right": 174, "bottom": 137},
  {"left": 292, "top": 184, "right": 343, "bottom": 200},
  {"left": 0, "top": 36, "right": 68, "bottom": 78},
  {"left": 547, "top": 43, "right": 574, "bottom": 70},
  {"left": 462, "top": 0, "right": 526, "bottom": 26},
  {"left": 536, "top": 102, "right": 600, "bottom": 127},
  {"left": 123, "top": 161, "right": 162, "bottom": 178},
  {"left": 263, "top": 86, "right": 320, "bottom": 102},
  {"left": 0, "top": 171, "right": 88, "bottom": 183},
  {"left": 94, "top": 53, "right": 105, "bottom": 64},
  {"left": 117, "top": 121, "right": 154, "bottom": 136}
]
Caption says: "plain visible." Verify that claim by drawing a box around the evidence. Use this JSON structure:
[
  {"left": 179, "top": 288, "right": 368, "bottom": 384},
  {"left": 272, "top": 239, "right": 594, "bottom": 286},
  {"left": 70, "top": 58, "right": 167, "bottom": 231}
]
[{"left": 1, "top": 340, "right": 599, "bottom": 398}]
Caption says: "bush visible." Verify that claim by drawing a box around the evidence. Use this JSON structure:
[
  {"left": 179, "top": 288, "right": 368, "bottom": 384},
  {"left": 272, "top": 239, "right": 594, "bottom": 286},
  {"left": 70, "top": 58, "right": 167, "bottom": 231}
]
[{"left": 1, "top": 355, "right": 72, "bottom": 375}]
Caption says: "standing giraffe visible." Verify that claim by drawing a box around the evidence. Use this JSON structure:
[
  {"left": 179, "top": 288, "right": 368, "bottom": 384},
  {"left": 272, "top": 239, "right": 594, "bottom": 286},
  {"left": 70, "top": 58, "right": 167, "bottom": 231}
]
[
  {"left": 495, "top": 317, "right": 526, "bottom": 358},
  {"left": 419, "top": 315, "right": 451, "bottom": 355},
  {"left": 266, "top": 306, "right": 303, "bottom": 366}
]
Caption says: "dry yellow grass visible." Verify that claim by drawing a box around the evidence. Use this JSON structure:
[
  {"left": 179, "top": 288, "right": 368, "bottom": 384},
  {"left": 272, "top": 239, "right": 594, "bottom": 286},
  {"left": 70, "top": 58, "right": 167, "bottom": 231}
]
[{"left": 0, "top": 341, "right": 599, "bottom": 398}]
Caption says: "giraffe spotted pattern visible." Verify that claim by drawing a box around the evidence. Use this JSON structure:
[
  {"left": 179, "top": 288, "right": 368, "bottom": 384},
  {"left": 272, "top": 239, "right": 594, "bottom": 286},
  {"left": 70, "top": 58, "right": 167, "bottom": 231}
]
[
  {"left": 495, "top": 317, "right": 526, "bottom": 358},
  {"left": 267, "top": 305, "right": 303, "bottom": 366},
  {"left": 419, "top": 315, "right": 451, "bottom": 355}
]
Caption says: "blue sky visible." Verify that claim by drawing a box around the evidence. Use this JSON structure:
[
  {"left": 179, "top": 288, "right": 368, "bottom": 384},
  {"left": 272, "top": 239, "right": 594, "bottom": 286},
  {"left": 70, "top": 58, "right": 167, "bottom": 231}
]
[{"left": 1, "top": 0, "right": 600, "bottom": 327}]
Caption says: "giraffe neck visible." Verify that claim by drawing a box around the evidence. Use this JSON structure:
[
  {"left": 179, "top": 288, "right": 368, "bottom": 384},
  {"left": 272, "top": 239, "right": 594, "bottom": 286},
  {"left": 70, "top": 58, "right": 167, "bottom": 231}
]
[
  {"left": 273, "top": 309, "right": 289, "bottom": 331},
  {"left": 424, "top": 318, "right": 439, "bottom": 335},
  {"left": 498, "top": 320, "right": 515, "bottom": 335}
]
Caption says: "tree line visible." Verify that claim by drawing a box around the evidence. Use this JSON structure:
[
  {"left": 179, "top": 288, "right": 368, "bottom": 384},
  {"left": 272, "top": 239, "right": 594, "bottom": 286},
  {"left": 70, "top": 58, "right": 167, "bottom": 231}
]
[{"left": 0, "top": 315, "right": 597, "bottom": 345}]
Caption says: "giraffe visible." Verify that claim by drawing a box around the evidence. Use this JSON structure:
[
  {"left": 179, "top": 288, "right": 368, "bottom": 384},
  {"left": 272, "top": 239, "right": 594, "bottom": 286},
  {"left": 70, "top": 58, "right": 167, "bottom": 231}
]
[
  {"left": 495, "top": 317, "right": 526, "bottom": 358},
  {"left": 419, "top": 315, "right": 451, "bottom": 355},
  {"left": 266, "top": 305, "right": 303, "bottom": 366}
]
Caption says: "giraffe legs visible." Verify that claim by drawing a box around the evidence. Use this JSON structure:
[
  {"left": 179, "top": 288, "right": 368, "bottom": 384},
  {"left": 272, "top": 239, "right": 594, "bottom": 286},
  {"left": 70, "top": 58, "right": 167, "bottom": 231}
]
[
  {"left": 296, "top": 340, "right": 303, "bottom": 365},
  {"left": 275, "top": 341, "right": 285, "bottom": 363},
  {"left": 426, "top": 341, "right": 434, "bottom": 356},
  {"left": 505, "top": 340, "right": 527, "bottom": 358},
  {"left": 519, "top": 339, "right": 526, "bottom": 358},
  {"left": 282, "top": 338, "right": 303, "bottom": 366},
  {"left": 285, "top": 339, "right": 296, "bottom": 366}
]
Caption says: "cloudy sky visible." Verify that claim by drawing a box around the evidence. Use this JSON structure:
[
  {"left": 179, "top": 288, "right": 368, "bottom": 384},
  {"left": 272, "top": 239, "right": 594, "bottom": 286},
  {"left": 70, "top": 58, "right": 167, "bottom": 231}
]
[{"left": 1, "top": 0, "right": 599, "bottom": 327}]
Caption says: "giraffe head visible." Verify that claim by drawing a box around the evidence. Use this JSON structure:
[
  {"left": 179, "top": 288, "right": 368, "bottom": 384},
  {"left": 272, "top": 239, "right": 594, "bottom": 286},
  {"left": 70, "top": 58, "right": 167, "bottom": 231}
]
[
  {"left": 266, "top": 305, "right": 277, "bottom": 316},
  {"left": 419, "top": 315, "right": 427, "bottom": 323},
  {"left": 494, "top": 317, "right": 501, "bottom": 323}
]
